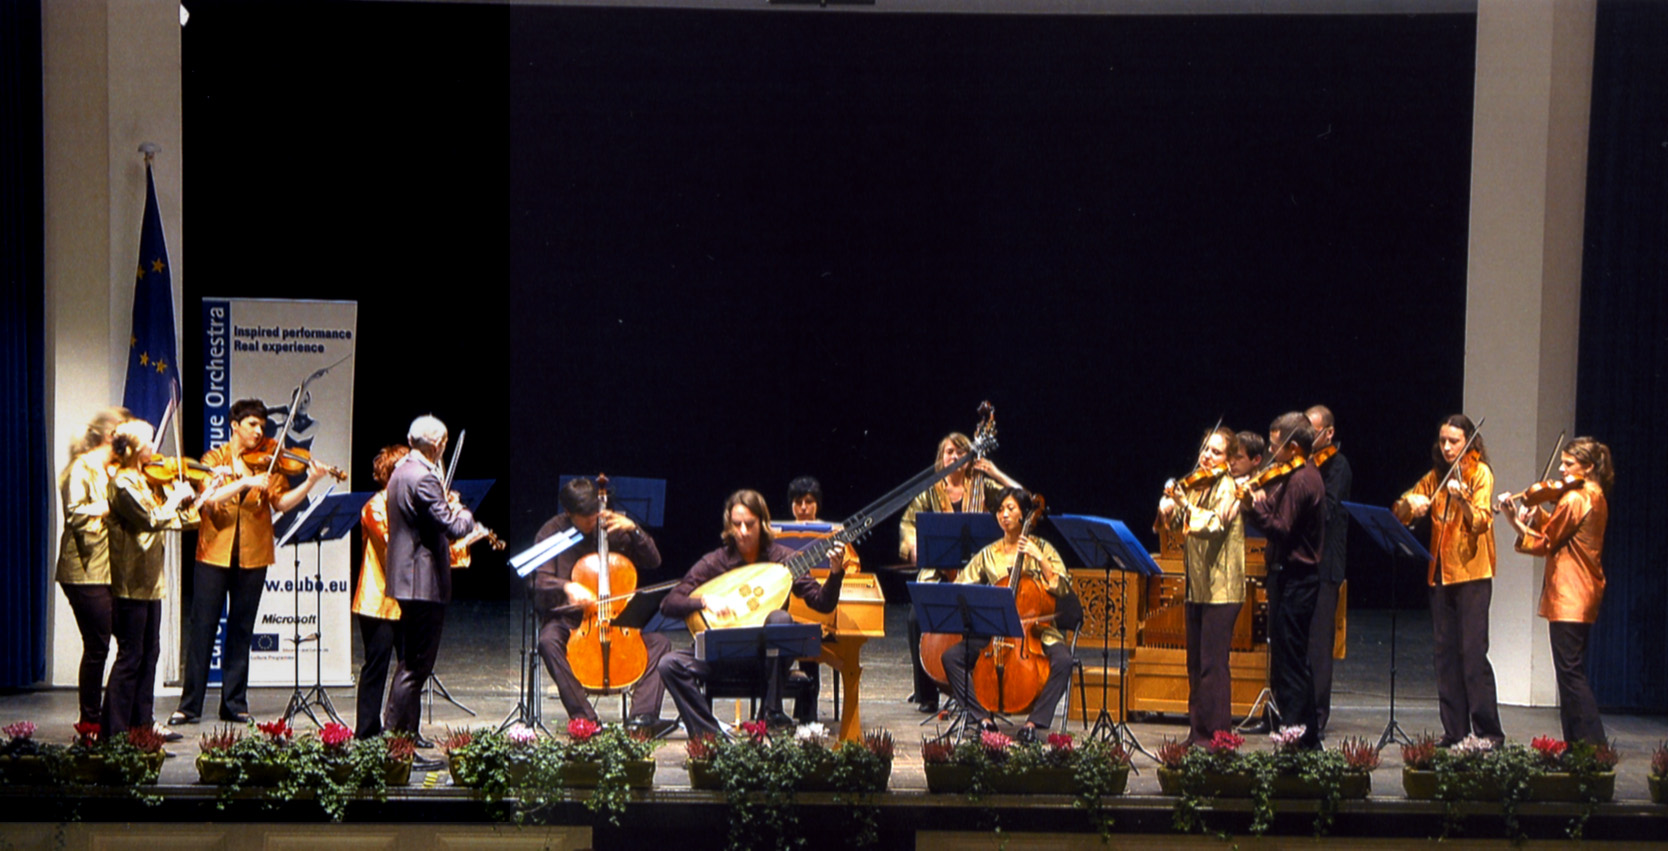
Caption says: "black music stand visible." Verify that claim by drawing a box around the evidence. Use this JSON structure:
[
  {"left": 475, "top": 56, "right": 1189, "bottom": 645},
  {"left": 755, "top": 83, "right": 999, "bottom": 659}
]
[
  {"left": 421, "top": 478, "right": 495, "bottom": 722},
  {"left": 499, "top": 525, "right": 584, "bottom": 734},
  {"left": 697, "top": 623, "right": 822, "bottom": 731},
  {"left": 908, "top": 581, "right": 1023, "bottom": 741},
  {"left": 916, "top": 512, "right": 1002, "bottom": 580},
  {"left": 278, "top": 488, "right": 371, "bottom": 727},
  {"left": 1052, "top": 515, "right": 1162, "bottom": 759},
  {"left": 1344, "top": 501, "right": 1433, "bottom": 751}
]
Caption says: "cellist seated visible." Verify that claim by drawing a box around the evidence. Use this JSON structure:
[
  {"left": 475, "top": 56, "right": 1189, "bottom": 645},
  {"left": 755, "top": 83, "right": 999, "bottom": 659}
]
[
  {"left": 941, "top": 487, "right": 1076, "bottom": 744},
  {"left": 532, "top": 477, "right": 675, "bottom": 739}
]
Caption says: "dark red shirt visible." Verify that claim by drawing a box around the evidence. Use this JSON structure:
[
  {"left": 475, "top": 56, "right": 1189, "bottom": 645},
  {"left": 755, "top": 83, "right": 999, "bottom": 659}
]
[
  {"left": 661, "top": 541, "right": 843, "bottom": 620},
  {"left": 1245, "top": 462, "right": 1326, "bottom": 572}
]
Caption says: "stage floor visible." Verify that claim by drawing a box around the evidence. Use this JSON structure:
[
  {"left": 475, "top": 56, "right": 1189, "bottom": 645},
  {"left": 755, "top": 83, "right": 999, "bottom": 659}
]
[{"left": 3, "top": 599, "right": 1664, "bottom": 801}]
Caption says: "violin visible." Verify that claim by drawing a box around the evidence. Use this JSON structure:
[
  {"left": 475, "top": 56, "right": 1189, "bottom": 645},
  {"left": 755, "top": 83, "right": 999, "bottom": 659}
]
[
  {"left": 1157, "top": 464, "right": 1228, "bottom": 533},
  {"left": 566, "top": 474, "right": 648, "bottom": 695},
  {"left": 1496, "top": 475, "right": 1586, "bottom": 515},
  {"left": 1310, "top": 445, "right": 1338, "bottom": 468},
  {"left": 142, "top": 456, "right": 223, "bottom": 486},
  {"left": 1236, "top": 455, "right": 1305, "bottom": 501},
  {"left": 970, "top": 495, "right": 1052, "bottom": 716},
  {"left": 241, "top": 438, "right": 346, "bottom": 480}
]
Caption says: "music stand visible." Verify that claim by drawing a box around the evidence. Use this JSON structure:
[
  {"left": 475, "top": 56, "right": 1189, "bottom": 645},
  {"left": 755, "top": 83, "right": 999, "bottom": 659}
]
[
  {"left": 277, "top": 488, "right": 371, "bottom": 727},
  {"left": 697, "top": 623, "right": 823, "bottom": 731},
  {"left": 908, "top": 581, "right": 1023, "bottom": 740},
  {"left": 1052, "top": 515, "right": 1162, "bottom": 759},
  {"left": 1344, "top": 501, "right": 1433, "bottom": 751},
  {"left": 421, "top": 478, "right": 495, "bottom": 722},
  {"left": 499, "top": 526, "right": 585, "bottom": 734},
  {"left": 916, "top": 512, "right": 1002, "bottom": 581}
]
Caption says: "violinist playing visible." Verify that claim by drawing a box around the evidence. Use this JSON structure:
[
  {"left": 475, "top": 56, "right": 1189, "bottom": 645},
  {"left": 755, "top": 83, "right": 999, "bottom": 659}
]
[
  {"left": 532, "top": 477, "right": 674, "bottom": 738},
  {"left": 1498, "top": 437, "right": 1614, "bottom": 745},
  {"left": 1393, "top": 414, "right": 1504, "bottom": 746},
  {"left": 103, "top": 419, "right": 206, "bottom": 736},
  {"left": 1241, "top": 412, "right": 1326, "bottom": 750},
  {"left": 944, "top": 487, "right": 1074, "bottom": 744},
  {"left": 1156, "top": 427, "right": 1245, "bottom": 745},
  {"left": 1304, "top": 405, "right": 1351, "bottom": 739},
  {"left": 170, "top": 398, "right": 330, "bottom": 727}
]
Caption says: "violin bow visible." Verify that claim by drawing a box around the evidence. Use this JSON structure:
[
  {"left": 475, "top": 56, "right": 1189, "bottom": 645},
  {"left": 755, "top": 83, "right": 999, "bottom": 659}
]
[
  {"left": 1432, "top": 417, "right": 1487, "bottom": 496},
  {"left": 1186, "top": 416, "right": 1224, "bottom": 477},
  {"left": 443, "top": 429, "right": 466, "bottom": 492}
]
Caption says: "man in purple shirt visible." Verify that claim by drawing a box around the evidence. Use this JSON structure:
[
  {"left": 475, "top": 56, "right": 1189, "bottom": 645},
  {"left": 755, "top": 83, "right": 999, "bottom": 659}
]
[
  {"left": 1243, "top": 411, "right": 1327, "bottom": 750},
  {"left": 658, "top": 489, "right": 845, "bottom": 739}
]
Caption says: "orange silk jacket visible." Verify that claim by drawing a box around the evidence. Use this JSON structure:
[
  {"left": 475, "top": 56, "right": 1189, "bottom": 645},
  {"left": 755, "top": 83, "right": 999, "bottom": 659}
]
[
  {"left": 1516, "top": 480, "right": 1608, "bottom": 624},
  {"left": 195, "top": 442, "right": 293, "bottom": 569},
  {"left": 1398, "top": 462, "right": 1496, "bottom": 586}
]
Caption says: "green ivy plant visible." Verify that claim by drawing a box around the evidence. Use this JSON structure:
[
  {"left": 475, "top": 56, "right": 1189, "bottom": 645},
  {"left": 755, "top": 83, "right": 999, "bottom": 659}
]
[{"left": 1158, "top": 728, "right": 1377, "bottom": 838}]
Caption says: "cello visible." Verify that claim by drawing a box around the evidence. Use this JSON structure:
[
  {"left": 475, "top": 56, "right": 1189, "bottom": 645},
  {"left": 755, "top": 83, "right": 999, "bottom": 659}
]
[
  {"left": 566, "top": 475, "right": 649, "bottom": 694},
  {"left": 969, "top": 494, "right": 1053, "bottom": 716}
]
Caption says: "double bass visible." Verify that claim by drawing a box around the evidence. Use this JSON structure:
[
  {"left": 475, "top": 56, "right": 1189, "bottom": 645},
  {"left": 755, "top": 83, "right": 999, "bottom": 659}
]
[
  {"left": 566, "top": 475, "right": 648, "bottom": 694},
  {"left": 969, "top": 495, "right": 1053, "bottom": 716}
]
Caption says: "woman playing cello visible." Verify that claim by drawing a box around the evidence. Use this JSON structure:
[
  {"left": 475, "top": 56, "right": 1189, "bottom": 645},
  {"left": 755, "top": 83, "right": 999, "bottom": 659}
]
[
  {"left": 1498, "top": 437, "right": 1614, "bottom": 745},
  {"left": 1394, "top": 414, "right": 1504, "bottom": 746},
  {"left": 1157, "top": 426, "right": 1245, "bottom": 745},
  {"left": 941, "top": 487, "right": 1074, "bottom": 743}
]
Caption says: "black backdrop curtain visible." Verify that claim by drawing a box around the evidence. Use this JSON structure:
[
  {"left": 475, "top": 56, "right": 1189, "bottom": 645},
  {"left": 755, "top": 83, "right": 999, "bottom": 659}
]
[
  {"left": 1579, "top": 0, "right": 1668, "bottom": 713},
  {"left": 0, "top": 1, "right": 49, "bottom": 688}
]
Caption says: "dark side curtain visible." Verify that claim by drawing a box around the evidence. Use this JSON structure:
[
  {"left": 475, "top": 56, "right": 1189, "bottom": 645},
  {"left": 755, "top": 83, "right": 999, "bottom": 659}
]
[
  {"left": 1578, "top": 0, "right": 1668, "bottom": 713},
  {"left": 0, "top": 1, "right": 49, "bottom": 687}
]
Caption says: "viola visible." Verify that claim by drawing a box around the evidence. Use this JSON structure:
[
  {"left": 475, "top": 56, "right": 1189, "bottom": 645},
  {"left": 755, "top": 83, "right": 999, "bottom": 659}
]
[
  {"left": 242, "top": 438, "right": 346, "bottom": 480},
  {"left": 970, "top": 495, "right": 1053, "bottom": 716},
  {"left": 566, "top": 474, "right": 648, "bottom": 695}
]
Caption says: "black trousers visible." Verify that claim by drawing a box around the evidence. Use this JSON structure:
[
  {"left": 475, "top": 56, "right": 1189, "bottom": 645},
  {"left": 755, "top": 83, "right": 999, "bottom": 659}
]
[
  {"left": 1430, "top": 578, "right": 1503, "bottom": 743},
  {"left": 659, "top": 609, "right": 794, "bottom": 739},
  {"left": 538, "top": 616, "right": 671, "bottom": 722},
  {"left": 60, "top": 583, "right": 113, "bottom": 725},
  {"left": 1549, "top": 620, "right": 1607, "bottom": 745},
  {"left": 355, "top": 614, "right": 399, "bottom": 739},
  {"left": 102, "top": 597, "right": 161, "bottom": 735},
  {"left": 1265, "top": 563, "right": 1320, "bottom": 748},
  {"left": 1307, "top": 578, "right": 1341, "bottom": 734},
  {"left": 941, "top": 638, "right": 1074, "bottom": 729},
  {"left": 176, "top": 561, "right": 268, "bottom": 719},
  {"left": 1186, "top": 601, "right": 1240, "bottom": 744},
  {"left": 385, "top": 599, "right": 446, "bottom": 734}
]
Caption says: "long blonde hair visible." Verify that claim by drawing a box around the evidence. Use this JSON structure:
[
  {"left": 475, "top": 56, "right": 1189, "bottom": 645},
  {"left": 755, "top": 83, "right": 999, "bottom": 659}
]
[{"left": 58, "top": 406, "right": 132, "bottom": 487}]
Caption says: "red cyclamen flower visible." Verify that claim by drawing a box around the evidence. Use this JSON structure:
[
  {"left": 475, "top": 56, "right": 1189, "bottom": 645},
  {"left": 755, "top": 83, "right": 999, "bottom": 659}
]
[{"left": 567, "top": 717, "right": 601, "bottom": 741}]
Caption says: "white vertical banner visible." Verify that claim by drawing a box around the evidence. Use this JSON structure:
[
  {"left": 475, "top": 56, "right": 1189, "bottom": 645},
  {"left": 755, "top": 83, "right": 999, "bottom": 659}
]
[{"left": 200, "top": 297, "right": 357, "bottom": 687}]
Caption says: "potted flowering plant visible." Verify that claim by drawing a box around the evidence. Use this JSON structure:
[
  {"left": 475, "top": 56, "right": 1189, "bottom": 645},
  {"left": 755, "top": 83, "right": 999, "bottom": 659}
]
[
  {"left": 1401, "top": 733, "right": 1617, "bottom": 803},
  {"left": 0, "top": 721, "right": 58, "bottom": 785},
  {"left": 921, "top": 729, "right": 1129, "bottom": 797},
  {"left": 685, "top": 722, "right": 894, "bottom": 794},
  {"left": 685, "top": 721, "right": 895, "bottom": 851},
  {"left": 1648, "top": 741, "right": 1666, "bottom": 805},
  {"left": 1157, "top": 728, "right": 1374, "bottom": 837},
  {"left": 445, "top": 723, "right": 559, "bottom": 798},
  {"left": 557, "top": 718, "right": 659, "bottom": 824},
  {"left": 1402, "top": 733, "right": 1617, "bottom": 841}
]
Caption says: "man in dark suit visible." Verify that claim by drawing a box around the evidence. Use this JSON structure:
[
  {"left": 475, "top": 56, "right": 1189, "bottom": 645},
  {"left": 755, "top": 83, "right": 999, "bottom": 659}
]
[{"left": 383, "top": 415, "right": 479, "bottom": 766}]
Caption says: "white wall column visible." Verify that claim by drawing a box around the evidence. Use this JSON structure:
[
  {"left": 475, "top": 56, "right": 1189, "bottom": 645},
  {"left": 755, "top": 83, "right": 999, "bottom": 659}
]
[
  {"left": 43, "top": 0, "right": 184, "bottom": 686},
  {"left": 1465, "top": 0, "right": 1594, "bottom": 707}
]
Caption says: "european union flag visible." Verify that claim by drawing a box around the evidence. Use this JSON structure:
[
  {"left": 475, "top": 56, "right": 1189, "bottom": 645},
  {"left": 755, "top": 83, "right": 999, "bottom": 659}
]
[{"left": 122, "top": 163, "right": 178, "bottom": 427}]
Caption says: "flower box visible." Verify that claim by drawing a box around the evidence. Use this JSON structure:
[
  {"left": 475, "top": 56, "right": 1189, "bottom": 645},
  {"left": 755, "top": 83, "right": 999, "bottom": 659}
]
[
  {"left": 558, "top": 759, "right": 655, "bottom": 789},
  {"left": 925, "top": 762, "right": 1128, "bottom": 796},
  {"left": 1156, "top": 766, "right": 1369, "bottom": 799},
  {"left": 1401, "top": 767, "right": 1615, "bottom": 802},
  {"left": 1649, "top": 775, "right": 1663, "bottom": 805},
  {"left": 58, "top": 751, "right": 164, "bottom": 785},
  {"left": 687, "top": 757, "right": 892, "bottom": 793},
  {"left": 0, "top": 754, "right": 52, "bottom": 785}
]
